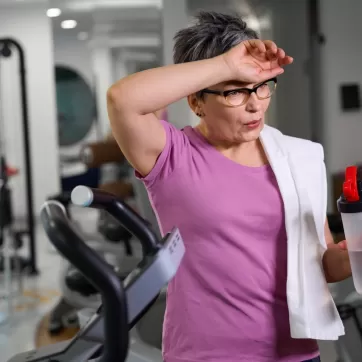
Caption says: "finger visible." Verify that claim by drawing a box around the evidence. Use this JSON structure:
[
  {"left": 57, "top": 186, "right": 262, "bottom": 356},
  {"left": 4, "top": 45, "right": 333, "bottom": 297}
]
[
  {"left": 267, "top": 48, "right": 288, "bottom": 67},
  {"left": 266, "top": 49, "right": 278, "bottom": 61},
  {"left": 279, "top": 55, "right": 294, "bottom": 66},
  {"left": 277, "top": 48, "right": 286, "bottom": 59},
  {"left": 248, "top": 39, "right": 266, "bottom": 53},
  {"left": 258, "top": 67, "right": 284, "bottom": 80},
  {"left": 273, "top": 48, "right": 293, "bottom": 66},
  {"left": 263, "top": 40, "right": 278, "bottom": 54}
]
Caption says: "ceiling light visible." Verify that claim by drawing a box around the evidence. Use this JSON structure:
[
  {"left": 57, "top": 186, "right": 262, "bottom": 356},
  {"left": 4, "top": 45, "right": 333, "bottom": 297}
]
[
  {"left": 77, "top": 32, "right": 89, "bottom": 41},
  {"left": 47, "top": 8, "right": 62, "bottom": 18},
  {"left": 61, "top": 20, "right": 78, "bottom": 29}
]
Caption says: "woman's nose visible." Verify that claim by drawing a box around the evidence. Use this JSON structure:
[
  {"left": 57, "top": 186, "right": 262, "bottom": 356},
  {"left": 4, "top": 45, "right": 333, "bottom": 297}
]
[{"left": 245, "top": 93, "right": 262, "bottom": 112}]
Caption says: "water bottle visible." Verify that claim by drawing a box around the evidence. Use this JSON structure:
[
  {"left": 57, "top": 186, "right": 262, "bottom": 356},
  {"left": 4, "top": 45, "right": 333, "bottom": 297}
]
[{"left": 337, "top": 165, "right": 362, "bottom": 293}]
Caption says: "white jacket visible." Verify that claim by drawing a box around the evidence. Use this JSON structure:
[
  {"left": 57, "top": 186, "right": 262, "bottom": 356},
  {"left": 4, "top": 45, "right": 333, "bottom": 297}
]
[{"left": 259, "top": 125, "right": 345, "bottom": 340}]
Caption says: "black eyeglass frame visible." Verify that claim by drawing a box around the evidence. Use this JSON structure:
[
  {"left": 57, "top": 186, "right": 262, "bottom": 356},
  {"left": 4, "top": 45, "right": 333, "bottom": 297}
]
[{"left": 200, "top": 77, "right": 278, "bottom": 106}]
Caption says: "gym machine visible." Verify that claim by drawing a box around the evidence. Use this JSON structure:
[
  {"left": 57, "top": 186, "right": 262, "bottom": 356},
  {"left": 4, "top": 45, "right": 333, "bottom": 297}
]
[
  {"left": 0, "top": 155, "right": 23, "bottom": 324},
  {"left": 79, "top": 140, "right": 135, "bottom": 246},
  {"left": 46, "top": 141, "right": 137, "bottom": 335},
  {"left": 7, "top": 185, "right": 185, "bottom": 362},
  {"left": 0, "top": 38, "right": 37, "bottom": 275}
]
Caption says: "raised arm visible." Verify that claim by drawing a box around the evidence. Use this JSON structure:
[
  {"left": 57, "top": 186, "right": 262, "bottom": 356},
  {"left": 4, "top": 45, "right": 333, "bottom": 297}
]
[
  {"left": 106, "top": 40, "right": 292, "bottom": 177},
  {"left": 106, "top": 56, "right": 232, "bottom": 177}
]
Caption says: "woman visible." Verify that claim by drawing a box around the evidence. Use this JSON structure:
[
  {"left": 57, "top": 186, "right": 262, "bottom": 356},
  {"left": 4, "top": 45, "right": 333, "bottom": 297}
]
[{"left": 107, "top": 11, "right": 351, "bottom": 362}]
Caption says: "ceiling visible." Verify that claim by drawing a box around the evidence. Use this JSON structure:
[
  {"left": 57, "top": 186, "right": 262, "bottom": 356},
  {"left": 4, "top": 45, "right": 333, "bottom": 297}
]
[
  {"left": 0, "top": 0, "right": 268, "bottom": 38},
  {"left": 0, "top": 0, "right": 270, "bottom": 56},
  {"left": 48, "top": 0, "right": 162, "bottom": 38},
  {"left": 47, "top": 0, "right": 267, "bottom": 38}
]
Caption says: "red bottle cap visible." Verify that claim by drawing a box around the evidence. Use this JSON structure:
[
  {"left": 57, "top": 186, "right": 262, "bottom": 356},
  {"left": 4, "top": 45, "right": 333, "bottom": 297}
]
[{"left": 343, "top": 166, "right": 360, "bottom": 202}]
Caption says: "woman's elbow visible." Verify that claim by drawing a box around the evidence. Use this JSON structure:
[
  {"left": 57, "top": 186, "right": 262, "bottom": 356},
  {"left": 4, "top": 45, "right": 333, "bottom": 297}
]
[{"left": 107, "top": 85, "right": 122, "bottom": 109}]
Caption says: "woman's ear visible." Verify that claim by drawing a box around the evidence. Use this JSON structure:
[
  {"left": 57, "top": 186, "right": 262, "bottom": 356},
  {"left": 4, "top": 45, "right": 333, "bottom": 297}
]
[
  {"left": 188, "top": 93, "right": 204, "bottom": 117},
  {"left": 187, "top": 93, "right": 198, "bottom": 114}
]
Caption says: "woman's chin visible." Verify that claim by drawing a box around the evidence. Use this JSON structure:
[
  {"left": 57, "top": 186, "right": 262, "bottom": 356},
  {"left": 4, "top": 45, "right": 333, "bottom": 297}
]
[{"left": 239, "top": 123, "right": 264, "bottom": 141}]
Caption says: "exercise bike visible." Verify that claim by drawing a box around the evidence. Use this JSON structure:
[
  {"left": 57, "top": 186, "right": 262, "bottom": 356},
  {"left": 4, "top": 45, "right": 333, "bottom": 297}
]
[{"left": 7, "top": 186, "right": 185, "bottom": 362}]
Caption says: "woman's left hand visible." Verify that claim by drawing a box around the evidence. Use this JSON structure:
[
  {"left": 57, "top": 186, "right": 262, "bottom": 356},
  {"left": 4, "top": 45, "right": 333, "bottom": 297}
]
[{"left": 322, "top": 240, "right": 352, "bottom": 283}]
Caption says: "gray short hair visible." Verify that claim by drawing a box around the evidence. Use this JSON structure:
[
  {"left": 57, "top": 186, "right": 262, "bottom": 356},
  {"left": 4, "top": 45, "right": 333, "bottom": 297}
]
[{"left": 173, "top": 11, "right": 259, "bottom": 64}]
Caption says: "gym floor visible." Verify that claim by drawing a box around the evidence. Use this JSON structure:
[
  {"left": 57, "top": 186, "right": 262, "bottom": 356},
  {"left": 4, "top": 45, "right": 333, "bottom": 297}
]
[
  {"left": 0, "top": 226, "right": 62, "bottom": 361},
  {"left": 0, "top": 208, "right": 100, "bottom": 362}
]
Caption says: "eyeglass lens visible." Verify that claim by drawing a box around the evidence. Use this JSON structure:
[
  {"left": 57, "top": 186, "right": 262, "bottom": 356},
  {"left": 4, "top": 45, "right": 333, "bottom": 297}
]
[{"left": 226, "top": 80, "right": 276, "bottom": 106}]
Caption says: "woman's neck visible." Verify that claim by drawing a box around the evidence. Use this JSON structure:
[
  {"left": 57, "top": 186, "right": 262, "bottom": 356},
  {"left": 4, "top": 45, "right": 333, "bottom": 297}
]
[{"left": 195, "top": 123, "right": 269, "bottom": 167}]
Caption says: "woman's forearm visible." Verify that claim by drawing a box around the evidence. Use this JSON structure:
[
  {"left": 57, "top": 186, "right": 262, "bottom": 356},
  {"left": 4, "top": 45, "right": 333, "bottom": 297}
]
[{"left": 108, "top": 55, "right": 232, "bottom": 115}]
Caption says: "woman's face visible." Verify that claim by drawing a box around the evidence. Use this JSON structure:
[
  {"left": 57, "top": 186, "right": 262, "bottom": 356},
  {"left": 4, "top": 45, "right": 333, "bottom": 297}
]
[{"left": 190, "top": 79, "right": 275, "bottom": 145}]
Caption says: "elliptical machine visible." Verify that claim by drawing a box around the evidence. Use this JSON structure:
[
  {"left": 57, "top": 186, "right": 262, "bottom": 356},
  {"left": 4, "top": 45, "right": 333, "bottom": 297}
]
[
  {"left": 46, "top": 189, "right": 138, "bottom": 336},
  {"left": 46, "top": 140, "right": 137, "bottom": 335},
  {"left": 7, "top": 185, "right": 185, "bottom": 362}
]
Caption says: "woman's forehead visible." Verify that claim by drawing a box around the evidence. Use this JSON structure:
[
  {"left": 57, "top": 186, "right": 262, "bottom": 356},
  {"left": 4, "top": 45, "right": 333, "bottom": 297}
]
[{"left": 216, "top": 80, "right": 252, "bottom": 89}]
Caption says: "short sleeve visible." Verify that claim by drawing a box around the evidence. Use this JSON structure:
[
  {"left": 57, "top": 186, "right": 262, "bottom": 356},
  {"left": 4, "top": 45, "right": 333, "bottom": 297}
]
[{"left": 135, "top": 120, "right": 190, "bottom": 189}]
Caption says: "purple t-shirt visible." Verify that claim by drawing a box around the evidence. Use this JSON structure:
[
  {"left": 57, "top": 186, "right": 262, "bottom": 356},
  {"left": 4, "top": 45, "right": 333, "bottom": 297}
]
[{"left": 137, "top": 121, "right": 319, "bottom": 362}]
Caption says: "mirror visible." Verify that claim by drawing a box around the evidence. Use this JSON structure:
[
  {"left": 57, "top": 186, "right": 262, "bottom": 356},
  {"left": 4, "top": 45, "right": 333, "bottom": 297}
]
[{"left": 55, "top": 65, "right": 96, "bottom": 146}]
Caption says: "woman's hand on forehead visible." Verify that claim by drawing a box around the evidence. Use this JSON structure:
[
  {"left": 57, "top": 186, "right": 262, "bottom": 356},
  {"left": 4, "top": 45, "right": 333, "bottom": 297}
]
[
  {"left": 247, "top": 39, "right": 293, "bottom": 67},
  {"left": 222, "top": 39, "right": 293, "bottom": 84}
]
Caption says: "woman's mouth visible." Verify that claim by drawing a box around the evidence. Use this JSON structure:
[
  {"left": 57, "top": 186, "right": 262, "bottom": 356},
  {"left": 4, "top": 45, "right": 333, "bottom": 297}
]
[{"left": 245, "top": 119, "right": 261, "bottom": 129}]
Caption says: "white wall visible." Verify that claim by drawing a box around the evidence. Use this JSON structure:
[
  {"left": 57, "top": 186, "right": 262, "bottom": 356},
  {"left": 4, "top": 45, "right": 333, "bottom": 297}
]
[
  {"left": 163, "top": 0, "right": 199, "bottom": 129},
  {"left": 320, "top": 0, "right": 362, "bottom": 176},
  {"left": 266, "top": 0, "right": 312, "bottom": 140},
  {"left": 54, "top": 33, "right": 94, "bottom": 86},
  {"left": 91, "top": 43, "right": 115, "bottom": 138},
  {"left": 0, "top": 3, "right": 60, "bottom": 217},
  {"left": 112, "top": 49, "right": 129, "bottom": 81}
]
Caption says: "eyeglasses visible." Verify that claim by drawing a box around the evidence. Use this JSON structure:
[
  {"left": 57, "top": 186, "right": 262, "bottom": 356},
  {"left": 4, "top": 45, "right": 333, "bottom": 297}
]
[{"left": 201, "top": 78, "right": 277, "bottom": 107}]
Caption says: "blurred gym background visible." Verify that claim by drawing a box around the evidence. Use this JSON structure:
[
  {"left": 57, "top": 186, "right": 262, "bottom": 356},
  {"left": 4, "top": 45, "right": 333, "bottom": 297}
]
[{"left": 0, "top": 0, "right": 361, "bottom": 361}]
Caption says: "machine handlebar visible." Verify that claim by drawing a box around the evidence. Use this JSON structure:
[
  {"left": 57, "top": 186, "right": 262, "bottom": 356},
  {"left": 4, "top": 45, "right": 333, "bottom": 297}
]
[
  {"left": 40, "top": 201, "right": 129, "bottom": 362},
  {"left": 71, "top": 185, "right": 160, "bottom": 255}
]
